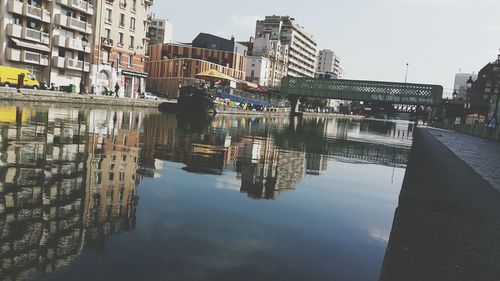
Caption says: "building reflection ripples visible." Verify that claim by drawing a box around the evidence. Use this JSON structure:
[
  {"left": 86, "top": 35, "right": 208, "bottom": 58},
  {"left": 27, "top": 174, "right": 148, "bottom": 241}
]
[{"left": 0, "top": 106, "right": 413, "bottom": 280}]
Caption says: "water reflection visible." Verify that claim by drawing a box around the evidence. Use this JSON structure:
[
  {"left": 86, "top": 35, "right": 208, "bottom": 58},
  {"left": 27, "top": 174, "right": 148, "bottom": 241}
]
[
  {"left": 0, "top": 105, "right": 414, "bottom": 280},
  {"left": 0, "top": 107, "right": 141, "bottom": 280}
]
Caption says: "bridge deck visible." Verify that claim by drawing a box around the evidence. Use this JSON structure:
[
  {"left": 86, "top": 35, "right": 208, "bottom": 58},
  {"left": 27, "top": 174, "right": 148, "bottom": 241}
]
[{"left": 280, "top": 77, "right": 443, "bottom": 106}]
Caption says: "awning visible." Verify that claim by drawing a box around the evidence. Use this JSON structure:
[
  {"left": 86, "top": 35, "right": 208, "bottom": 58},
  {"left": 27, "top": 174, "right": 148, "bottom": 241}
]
[
  {"left": 11, "top": 38, "right": 50, "bottom": 53},
  {"left": 195, "top": 69, "right": 240, "bottom": 83},
  {"left": 122, "top": 69, "right": 149, "bottom": 78}
]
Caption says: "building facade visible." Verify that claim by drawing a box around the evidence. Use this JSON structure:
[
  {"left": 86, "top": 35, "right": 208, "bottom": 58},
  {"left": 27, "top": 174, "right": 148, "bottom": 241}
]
[
  {"left": 147, "top": 36, "right": 248, "bottom": 97},
  {"left": 90, "top": 0, "right": 153, "bottom": 98},
  {"left": 316, "top": 49, "right": 344, "bottom": 79},
  {"left": 471, "top": 54, "right": 500, "bottom": 120},
  {"left": 0, "top": 0, "right": 94, "bottom": 91},
  {"left": 251, "top": 35, "right": 289, "bottom": 87},
  {"left": 244, "top": 56, "right": 270, "bottom": 87},
  {"left": 147, "top": 16, "right": 173, "bottom": 45},
  {"left": 255, "top": 16, "right": 317, "bottom": 78}
]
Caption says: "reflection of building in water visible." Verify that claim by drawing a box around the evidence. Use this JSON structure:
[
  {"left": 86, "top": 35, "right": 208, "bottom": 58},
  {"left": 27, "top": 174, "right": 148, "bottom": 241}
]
[
  {"left": 0, "top": 107, "right": 142, "bottom": 280},
  {"left": 83, "top": 111, "right": 142, "bottom": 244},
  {"left": 306, "top": 154, "right": 328, "bottom": 176}
]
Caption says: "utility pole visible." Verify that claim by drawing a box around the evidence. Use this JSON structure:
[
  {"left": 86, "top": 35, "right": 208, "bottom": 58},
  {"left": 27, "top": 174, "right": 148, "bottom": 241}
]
[{"left": 404, "top": 63, "right": 409, "bottom": 83}]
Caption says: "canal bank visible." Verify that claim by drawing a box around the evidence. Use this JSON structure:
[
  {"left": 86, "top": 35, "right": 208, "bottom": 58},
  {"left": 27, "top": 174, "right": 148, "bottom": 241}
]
[
  {"left": 380, "top": 127, "right": 500, "bottom": 281},
  {"left": 0, "top": 88, "right": 162, "bottom": 108}
]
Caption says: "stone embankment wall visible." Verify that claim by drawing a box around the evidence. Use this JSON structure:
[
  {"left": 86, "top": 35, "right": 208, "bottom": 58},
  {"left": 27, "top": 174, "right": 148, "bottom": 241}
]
[
  {"left": 433, "top": 122, "right": 500, "bottom": 141},
  {"left": 0, "top": 88, "right": 162, "bottom": 108}
]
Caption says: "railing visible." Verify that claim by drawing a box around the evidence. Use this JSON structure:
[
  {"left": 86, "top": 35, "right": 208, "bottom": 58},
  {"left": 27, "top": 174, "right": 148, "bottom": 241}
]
[
  {"left": 432, "top": 122, "right": 500, "bottom": 141},
  {"left": 72, "top": 0, "right": 94, "bottom": 13},
  {"left": 70, "top": 17, "right": 87, "bottom": 30},
  {"left": 26, "top": 4, "right": 42, "bottom": 18},
  {"left": 25, "top": 28, "right": 41, "bottom": 41}
]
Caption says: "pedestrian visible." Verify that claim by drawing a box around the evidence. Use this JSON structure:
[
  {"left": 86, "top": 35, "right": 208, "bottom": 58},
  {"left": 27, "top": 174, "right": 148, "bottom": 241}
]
[
  {"left": 114, "top": 83, "right": 120, "bottom": 98},
  {"left": 487, "top": 116, "right": 497, "bottom": 138}
]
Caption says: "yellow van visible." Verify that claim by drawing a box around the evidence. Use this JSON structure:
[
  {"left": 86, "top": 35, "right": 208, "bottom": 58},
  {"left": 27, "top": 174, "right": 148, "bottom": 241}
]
[{"left": 0, "top": 66, "right": 40, "bottom": 89}]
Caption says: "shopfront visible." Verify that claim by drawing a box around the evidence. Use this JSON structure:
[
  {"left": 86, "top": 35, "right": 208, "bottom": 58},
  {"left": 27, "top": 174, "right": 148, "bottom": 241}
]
[{"left": 121, "top": 70, "right": 148, "bottom": 99}]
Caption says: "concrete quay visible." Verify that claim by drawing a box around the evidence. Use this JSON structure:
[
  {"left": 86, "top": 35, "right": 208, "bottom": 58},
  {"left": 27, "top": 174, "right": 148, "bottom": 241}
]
[
  {"left": 0, "top": 88, "right": 162, "bottom": 108},
  {"left": 380, "top": 128, "right": 500, "bottom": 281}
]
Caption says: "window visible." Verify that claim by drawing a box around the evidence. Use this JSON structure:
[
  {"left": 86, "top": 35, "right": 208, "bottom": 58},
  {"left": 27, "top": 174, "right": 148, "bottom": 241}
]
[
  {"left": 118, "top": 32, "right": 124, "bottom": 46},
  {"left": 130, "top": 18, "right": 136, "bottom": 31},
  {"left": 105, "top": 8, "right": 112, "bottom": 22},
  {"left": 102, "top": 50, "right": 109, "bottom": 63},
  {"left": 132, "top": 0, "right": 137, "bottom": 11},
  {"left": 117, "top": 52, "right": 122, "bottom": 64},
  {"left": 105, "top": 28, "right": 111, "bottom": 39},
  {"left": 129, "top": 35, "right": 134, "bottom": 49},
  {"left": 119, "top": 13, "right": 125, "bottom": 27},
  {"left": 128, "top": 55, "right": 133, "bottom": 67}
]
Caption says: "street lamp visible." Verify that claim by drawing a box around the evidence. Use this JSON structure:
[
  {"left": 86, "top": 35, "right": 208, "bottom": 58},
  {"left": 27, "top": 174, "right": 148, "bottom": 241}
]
[
  {"left": 80, "top": 35, "right": 89, "bottom": 95},
  {"left": 452, "top": 90, "right": 458, "bottom": 101},
  {"left": 464, "top": 76, "right": 474, "bottom": 120}
]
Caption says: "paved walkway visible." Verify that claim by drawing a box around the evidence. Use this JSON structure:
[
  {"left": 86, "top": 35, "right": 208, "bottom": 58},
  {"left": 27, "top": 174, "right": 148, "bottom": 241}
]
[
  {"left": 426, "top": 127, "right": 500, "bottom": 191},
  {"left": 380, "top": 128, "right": 500, "bottom": 281}
]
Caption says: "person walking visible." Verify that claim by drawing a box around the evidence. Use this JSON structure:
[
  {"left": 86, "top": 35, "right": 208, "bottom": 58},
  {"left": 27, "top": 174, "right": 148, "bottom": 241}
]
[{"left": 114, "top": 83, "right": 120, "bottom": 98}]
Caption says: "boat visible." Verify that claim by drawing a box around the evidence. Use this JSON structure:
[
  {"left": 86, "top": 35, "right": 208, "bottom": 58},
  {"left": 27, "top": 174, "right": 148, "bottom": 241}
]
[{"left": 159, "top": 85, "right": 217, "bottom": 115}]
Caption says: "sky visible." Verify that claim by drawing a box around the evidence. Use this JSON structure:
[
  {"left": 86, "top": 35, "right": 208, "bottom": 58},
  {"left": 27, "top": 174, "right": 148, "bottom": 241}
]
[{"left": 152, "top": 0, "right": 500, "bottom": 96}]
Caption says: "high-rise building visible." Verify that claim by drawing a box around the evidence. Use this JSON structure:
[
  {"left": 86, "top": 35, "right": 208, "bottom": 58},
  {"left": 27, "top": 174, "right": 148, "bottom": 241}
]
[
  {"left": 453, "top": 72, "right": 478, "bottom": 100},
  {"left": 316, "top": 49, "right": 344, "bottom": 79},
  {"left": 255, "top": 16, "right": 317, "bottom": 78},
  {"left": 0, "top": 0, "right": 95, "bottom": 91},
  {"left": 147, "top": 16, "right": 173, "bottom": 44},
  {"left": 90, "top": 0, "right": 153, "bottom": 98}
]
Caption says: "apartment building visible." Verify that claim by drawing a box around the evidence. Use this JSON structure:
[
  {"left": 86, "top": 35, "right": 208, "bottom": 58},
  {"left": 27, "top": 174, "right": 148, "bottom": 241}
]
[
  {"left": 91, "top": 0, "right": 153, "bottom": 98},
  {"left": 255, "top": 16, "right": 317, "bottom": 78},
  {"left": 252, "top": 35, "right": 289, "bottom": 87},
  {"left": 244, "top": 56, "right": 271, "bottom": 87},
  {"left": 0, "top": 0, "right": 94, "bottom": 91},
  {"left": 147, "top": 15, "right": 173, "bottom": 44},
  {"left": 316, "top": 49, "right": 344, "bottom": 79}
]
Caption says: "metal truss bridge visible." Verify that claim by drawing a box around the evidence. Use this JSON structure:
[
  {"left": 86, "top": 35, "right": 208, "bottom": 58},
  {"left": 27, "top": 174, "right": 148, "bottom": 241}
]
[{"left": 280, "top": 77, "right": 444, "bottom": 106}]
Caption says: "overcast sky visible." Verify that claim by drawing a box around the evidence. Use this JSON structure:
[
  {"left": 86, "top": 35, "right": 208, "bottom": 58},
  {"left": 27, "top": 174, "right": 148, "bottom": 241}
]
[{"left": 152, "top": 0, "right": 500, "bottom": 96}]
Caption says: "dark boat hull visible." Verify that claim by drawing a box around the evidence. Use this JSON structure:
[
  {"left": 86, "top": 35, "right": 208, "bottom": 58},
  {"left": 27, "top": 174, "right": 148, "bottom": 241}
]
[{"left": 177, "top": 86, "right": 216, "bottom": 115}]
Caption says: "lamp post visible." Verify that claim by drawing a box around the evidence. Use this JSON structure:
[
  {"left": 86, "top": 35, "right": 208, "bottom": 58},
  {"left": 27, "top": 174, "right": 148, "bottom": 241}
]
[
  {"left": 182, "top": 62, "right": 188, "bottom": 86},
  {"left": 464, "top": 76, "right": 474, "bottom": 122},
  {"left": 80, "top": 35, "right": 89, "bottom": 95}
]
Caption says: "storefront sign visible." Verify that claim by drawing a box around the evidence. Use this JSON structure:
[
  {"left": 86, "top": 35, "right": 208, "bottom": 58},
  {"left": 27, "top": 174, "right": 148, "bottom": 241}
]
[{"left": 122, "top": 70, "right": 148, "bottom": 78}]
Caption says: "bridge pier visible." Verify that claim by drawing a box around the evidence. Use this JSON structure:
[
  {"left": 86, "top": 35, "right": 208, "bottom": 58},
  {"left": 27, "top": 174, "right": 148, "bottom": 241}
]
[{"left": 289, "top": 97, "right": 302, "bottom": 116}]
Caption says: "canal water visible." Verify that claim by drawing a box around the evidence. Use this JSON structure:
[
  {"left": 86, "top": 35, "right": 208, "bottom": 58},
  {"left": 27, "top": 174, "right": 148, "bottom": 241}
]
[{"left": 0, "top": 104, "right": 414, "bottom": 281}]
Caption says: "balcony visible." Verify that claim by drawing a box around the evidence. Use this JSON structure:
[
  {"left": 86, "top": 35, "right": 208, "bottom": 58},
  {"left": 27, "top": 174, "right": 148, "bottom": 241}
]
[
  {"left": 7, "top": 0, "right": 51, "bottom": 23},
  {"left": 5, "top": 48, "right": 48, "bottom": 66},
  {"left": 22, "top": 50, "right": 49, "bottom": 66},
  {"left": 65, "top": 58, "right": 90, "bottom": 72},
  {"left": 52, "top": 57, "right": 66, "bottom": 68},
  {"left": 54, "top": 14, "right": 92, "bottom": 34},
  {"left": 7, "top": 24, "right": 49, "bottom": 45},
  {"left": 101, "top": 37, "right": 114, "bottom": 48},
  {"left": 56, "top": 0, "right": 94, "bottom": 15},
  {"left": 6, "top": 48, "right": 21, "bottom": 62},
  {"left": 53, "top": 35, "right": 91, "bottom": 53}
]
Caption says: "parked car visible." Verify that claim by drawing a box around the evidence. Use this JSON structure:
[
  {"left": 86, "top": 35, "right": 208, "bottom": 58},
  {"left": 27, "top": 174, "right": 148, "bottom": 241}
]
[
  {"left": 0, "top": 66, "right": 40, "bottom": 89},
  {"left": 142, "top": 92, "right": 159, "bottom": 100}
]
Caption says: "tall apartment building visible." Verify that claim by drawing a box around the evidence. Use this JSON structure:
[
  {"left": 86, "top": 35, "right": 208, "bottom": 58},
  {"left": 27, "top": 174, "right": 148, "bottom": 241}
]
[
  {"left": 251, "top": 35, "right": 289, "bottom": 87},
  {"left": 316, "top": 49, "right": 344, "bottom": 79},
  {"left": 255, "top": 16, "right": 317, "bottom": 78},
  {"left": 147, "top": 16, "right": 173, "bottom": 44},
  {"left": 0, "top": 0, "right": 94, "bottom": 91},
  {"left": 91, "top": 0, "right": 153, "bottom": 98}
]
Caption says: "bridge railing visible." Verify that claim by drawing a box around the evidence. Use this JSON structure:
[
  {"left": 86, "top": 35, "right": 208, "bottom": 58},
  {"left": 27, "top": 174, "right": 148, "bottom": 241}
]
[{"left": 280, "top": 77, "right": 444, "bottom": 106}]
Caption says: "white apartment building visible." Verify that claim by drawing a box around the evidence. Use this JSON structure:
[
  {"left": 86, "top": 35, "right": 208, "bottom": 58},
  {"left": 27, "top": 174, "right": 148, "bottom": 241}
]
[
  {"left": 252, "top": 35, "right": 289, "bottom": 87},
  {"left": 316, "top": 49, "right": 344, "bottom": 79},
  {"left": 91, "top": 0, "right": 153, "bottom": 98},
  {"left": 245, "top": 56, "right": 270, "bottom": 87},
  {"left": 256, "top": 16, "right": 317, "bottom": 78},
  {"left": 0, "top": 0, "right": 94, "bottom": 91},
  {"left": 148, "top": 16, "right": 173, "bottom": 44}
]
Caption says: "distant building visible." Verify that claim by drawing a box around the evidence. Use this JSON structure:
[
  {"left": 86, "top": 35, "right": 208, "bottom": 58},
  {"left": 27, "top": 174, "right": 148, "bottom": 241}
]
[
  {"left": 472, "top": 54, "right": 500, "bottom": 119},
  {"left": 454, "top": 73, "right": 478, "bottom": 100},
  {"left": 244, "top": 56, "right": 271, "bottom": 87},
  {"left": 148, "top": 16, "right": 173, "bottom": 44},
  {"left": 147, "top": 34, "right": 248, "bottom": 97},
  {"left": 255, "top": 16, "right": 317, "bottom": 78},
  {"left": 251, "top": 35, "right": 289, "bottom": 87},
  {"left": 316, "top": 49, "right": 344, "bottom": 79}
]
